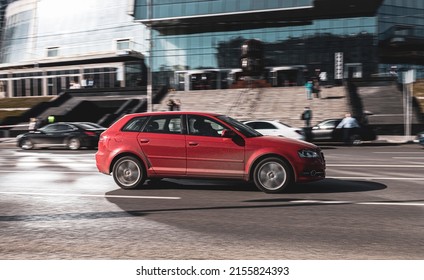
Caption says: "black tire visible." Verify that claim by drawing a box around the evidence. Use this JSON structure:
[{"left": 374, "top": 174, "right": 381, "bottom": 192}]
[
  {"left": 253, "top": 157, "right": 292, "bottom": 193},
  {"left": 112, "top": 156, "right": 146, "bottom": 189},
  {"left": 67, "top": 137, "right": 81, "bottom": 150},
  {"left": 20, "top": 139, "right": 34, "bottom": 150},
  {"left": 350, "top": 134, "right": 362, "bottom": 146}
]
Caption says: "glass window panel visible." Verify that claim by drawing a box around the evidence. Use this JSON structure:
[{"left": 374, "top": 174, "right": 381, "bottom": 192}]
[
  {"left": 47, "top": 47, "right": 59, "bottom": 57},
  {"left": 185, "top": 2, "right": 197, "bottom": 17},
  {"left": 116, "top": 39, "right": 131, "bottom": 50}
]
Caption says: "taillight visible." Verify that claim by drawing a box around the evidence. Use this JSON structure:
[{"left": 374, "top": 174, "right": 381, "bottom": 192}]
[{"left": 84, "top": 131, "right": 96, "bottom": 136}]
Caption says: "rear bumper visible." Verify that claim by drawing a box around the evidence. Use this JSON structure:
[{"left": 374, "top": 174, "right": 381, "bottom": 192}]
[{"left": 95, "top": 151, "right": 110, "bottom": 174}]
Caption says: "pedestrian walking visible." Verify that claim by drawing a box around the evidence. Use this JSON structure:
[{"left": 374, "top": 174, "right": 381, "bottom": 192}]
[
  {"left": 336, "top": 113, "right": 360, "bottom": 145},
  {"left": 312, "top": 78, "right": 321, "bottom": 98},
  {"left": 28, "top": 118, "right": 36, "bottom": 131},
  {"left": 301, "top": 106, "right": 312, "bottom": 127},
  {"left": 167, "top": 99, "right": 175, "bottom": 111},
  {"left": 174, "top": 99, "right": 181, "bottom": 111},
  {"left": 305, "top": 80, "right": 313, "bottom": 100}
]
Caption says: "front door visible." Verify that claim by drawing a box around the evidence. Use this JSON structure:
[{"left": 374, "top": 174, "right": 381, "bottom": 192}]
[{"left": 185, "top": 115, "right": 245, "bottom": 178}]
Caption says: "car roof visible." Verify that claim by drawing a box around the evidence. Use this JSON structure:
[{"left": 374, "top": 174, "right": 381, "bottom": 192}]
[
  {"left": 124, "top": 111, "right": 221, "bottom": 117},
  {"left": 245, "top": 120, "right": 282, "bottom": 124},
  {"left": 45, "top": 122, "right": 104, "bottom": 128}
]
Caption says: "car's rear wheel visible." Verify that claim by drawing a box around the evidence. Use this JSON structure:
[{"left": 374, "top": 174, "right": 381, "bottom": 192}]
[
  {"left": 20, "top": 139, "right": 34, "bottom": 150},
  {"left": 253, "top": 157, "right": 292, "bottom": 193},
  {"left": 112, "top": 156, "right": 146, "bottom": 189},
  {"left": 67, "top": 137, "right": 81, "bottom": 150},
  {"left": 350, "top": 134, "right": 362, "bottom": 145}
]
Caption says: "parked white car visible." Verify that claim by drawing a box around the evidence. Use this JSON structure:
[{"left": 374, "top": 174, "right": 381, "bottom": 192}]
[{"left": 244, "top": 120, "right": 305, "bottom": 140}]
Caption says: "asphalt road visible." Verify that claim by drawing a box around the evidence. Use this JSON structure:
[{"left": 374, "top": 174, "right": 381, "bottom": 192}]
[{"left": 0, "top": 142, "right": 423, "bottom": 260}]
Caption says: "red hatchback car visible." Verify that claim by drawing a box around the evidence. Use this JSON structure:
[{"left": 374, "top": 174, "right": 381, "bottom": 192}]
[{"left": 95, "top": 112, "right": 325, "bottom": 193}]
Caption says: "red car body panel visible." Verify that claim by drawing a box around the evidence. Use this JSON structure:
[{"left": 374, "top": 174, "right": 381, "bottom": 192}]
[
  {"left": 185, "top": 134, "right": 245, "bottom": 178},
  {"left": 243, "top": 136, "right": 324, "bottom": 182},
  {"left": 95, "top": 112, "right": 325, "bottom": 185},
  {"left": 138, "top": 132, "right": 186, "bottom": 175}
]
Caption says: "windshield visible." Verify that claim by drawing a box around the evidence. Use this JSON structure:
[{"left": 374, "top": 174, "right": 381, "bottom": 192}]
[
  {"left": 217, "top": 115, "right": 262, "bottom": 137},
  {"left": 278, "top": 121, "right": 291, "bottom": 127}
]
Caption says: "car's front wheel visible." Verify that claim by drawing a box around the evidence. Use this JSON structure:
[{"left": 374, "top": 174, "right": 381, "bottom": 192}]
[
  {"left": 20, "top": 139, "right": 34, "bottom": 150},
  {"left": 67, "top": 137, "right": 81, "bottom": 150},
  {"left": 350, "top": 134, "right": 362, "bottom": 145},
  {"left": 112, "top": 156, "right": 146, "bottom": 189},
  {"left": 253, "top": 157, "right": 292, "bottom": 193}
]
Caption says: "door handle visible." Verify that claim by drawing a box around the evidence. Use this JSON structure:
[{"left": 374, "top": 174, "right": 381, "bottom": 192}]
[
  {"left": 139, "top": 139, "right": 150, "bottom": 143},
  {"left": 188, "top": 142, "right": 198, "bottom": 146}
]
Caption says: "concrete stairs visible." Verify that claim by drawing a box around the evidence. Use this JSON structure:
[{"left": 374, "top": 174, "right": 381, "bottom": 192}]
[
  {"left": 155, "top": 86, "right": 349, "bottom": 128},
  {"left": 356, "top": 84, "right": 419, "bottom": 125}
]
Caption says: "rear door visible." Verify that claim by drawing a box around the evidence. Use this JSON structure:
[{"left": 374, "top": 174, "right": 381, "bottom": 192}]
[{"left": 137, "top": 114, "right": 186, "bottom": 175}]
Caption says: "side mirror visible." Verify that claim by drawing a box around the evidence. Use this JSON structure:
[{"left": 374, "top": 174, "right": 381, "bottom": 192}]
[{"left": 221, "top": 129, "right": 236, "bottom": 138}]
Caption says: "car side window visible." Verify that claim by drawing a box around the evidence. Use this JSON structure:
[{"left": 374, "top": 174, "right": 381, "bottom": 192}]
[
  {"left": 188, "top": 115, "right": 224, "bottom": 137},
  {"left": 254, "top": 122, "right": 275, "bottom": 129},
  {"left": 49, "top": 124, "right": 71, "bottom": 132},
  {"left": 41, "top": 124, "right": 56, "bottom": 132},
  {"left": 142, "top": 115, "right": 182, "bottom": 134},
  {"left": 60, "top": 124, "right": 74, "bottom": 131},
  {"left": 122, "top": 117, "right": 148, "bottom": 132},
  {"left": 323, "top": 121, "right": 337, "bottom": 129}
]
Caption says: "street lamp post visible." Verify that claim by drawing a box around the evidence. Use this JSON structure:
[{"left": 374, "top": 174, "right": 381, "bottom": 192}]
[
  {"left": 403, "top": 69, "right": 415, "bottom": 139},
  {"left": 146, "top": 0, "right": 153, "bottom": 112}
]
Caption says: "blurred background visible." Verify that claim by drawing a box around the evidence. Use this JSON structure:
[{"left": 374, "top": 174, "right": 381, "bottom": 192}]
[{"left": 0, "top": 0, "right": 423, "bottom": 138}]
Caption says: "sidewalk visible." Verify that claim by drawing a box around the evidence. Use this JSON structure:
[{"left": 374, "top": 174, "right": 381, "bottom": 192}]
[{"left": 374, "top": 135, "right": 416, "bottom": 144}]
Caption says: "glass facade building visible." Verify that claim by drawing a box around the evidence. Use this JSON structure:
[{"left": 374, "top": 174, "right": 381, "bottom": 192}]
[
  {"left": 0, "top": 0, "right": 424, "bottom": 97},
  {"left": 133, "top": 0, "right": 424, "bottom": 91},
  {"left": 0, "top": 0, "right": 149, "bottom": 97}
]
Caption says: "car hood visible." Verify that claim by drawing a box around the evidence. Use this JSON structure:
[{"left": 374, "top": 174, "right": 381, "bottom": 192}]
[{"left": 249, "top": 135, "right": 318, "bottom": 149}]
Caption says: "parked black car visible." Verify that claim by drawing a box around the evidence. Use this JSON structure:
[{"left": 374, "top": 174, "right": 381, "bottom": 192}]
[
  {"left": 16, "top": 122, "right": 106, "bottom": 150},
  {"left": 309, "top": 118, "right": 377, "bottom": 145},
  {"left": 417, "top": 131, "right": 424, "bottom": 147}
]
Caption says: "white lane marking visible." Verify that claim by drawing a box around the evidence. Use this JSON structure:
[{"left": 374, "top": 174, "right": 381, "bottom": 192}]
[
  {"left": 329, "top": 176, "right": 424, "bottom": 180},
  {"left": 358, "top": 202, "right": 424, "bottom": 206},
  {"left": 294, "top": 200, "right": 424, "bottom": 207},
  {"left": 0, "top": 191, "right": 181, "bottom": 200},
  {"left": 295, "top": 200, "right": 351, "bottom": 204},
  {"left": 327, "top": 164, "right": 424, "bottom": 168},
  {"left": 373, "top": 152, "right": 422, "bottom": 154},
  {"left": 393, "top": 157, "right": 424, "bottom": 159},
  {"left": 1, "top": 192, "right": 421, "bottom": 207},
  {"left": 0, "top": 170, "right": 95, "bottom": 173}
]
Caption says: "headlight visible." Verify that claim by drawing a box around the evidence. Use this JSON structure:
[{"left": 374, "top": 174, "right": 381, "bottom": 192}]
[{"left": 298, "top": 149, "right": 320, "bottom": 158}]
